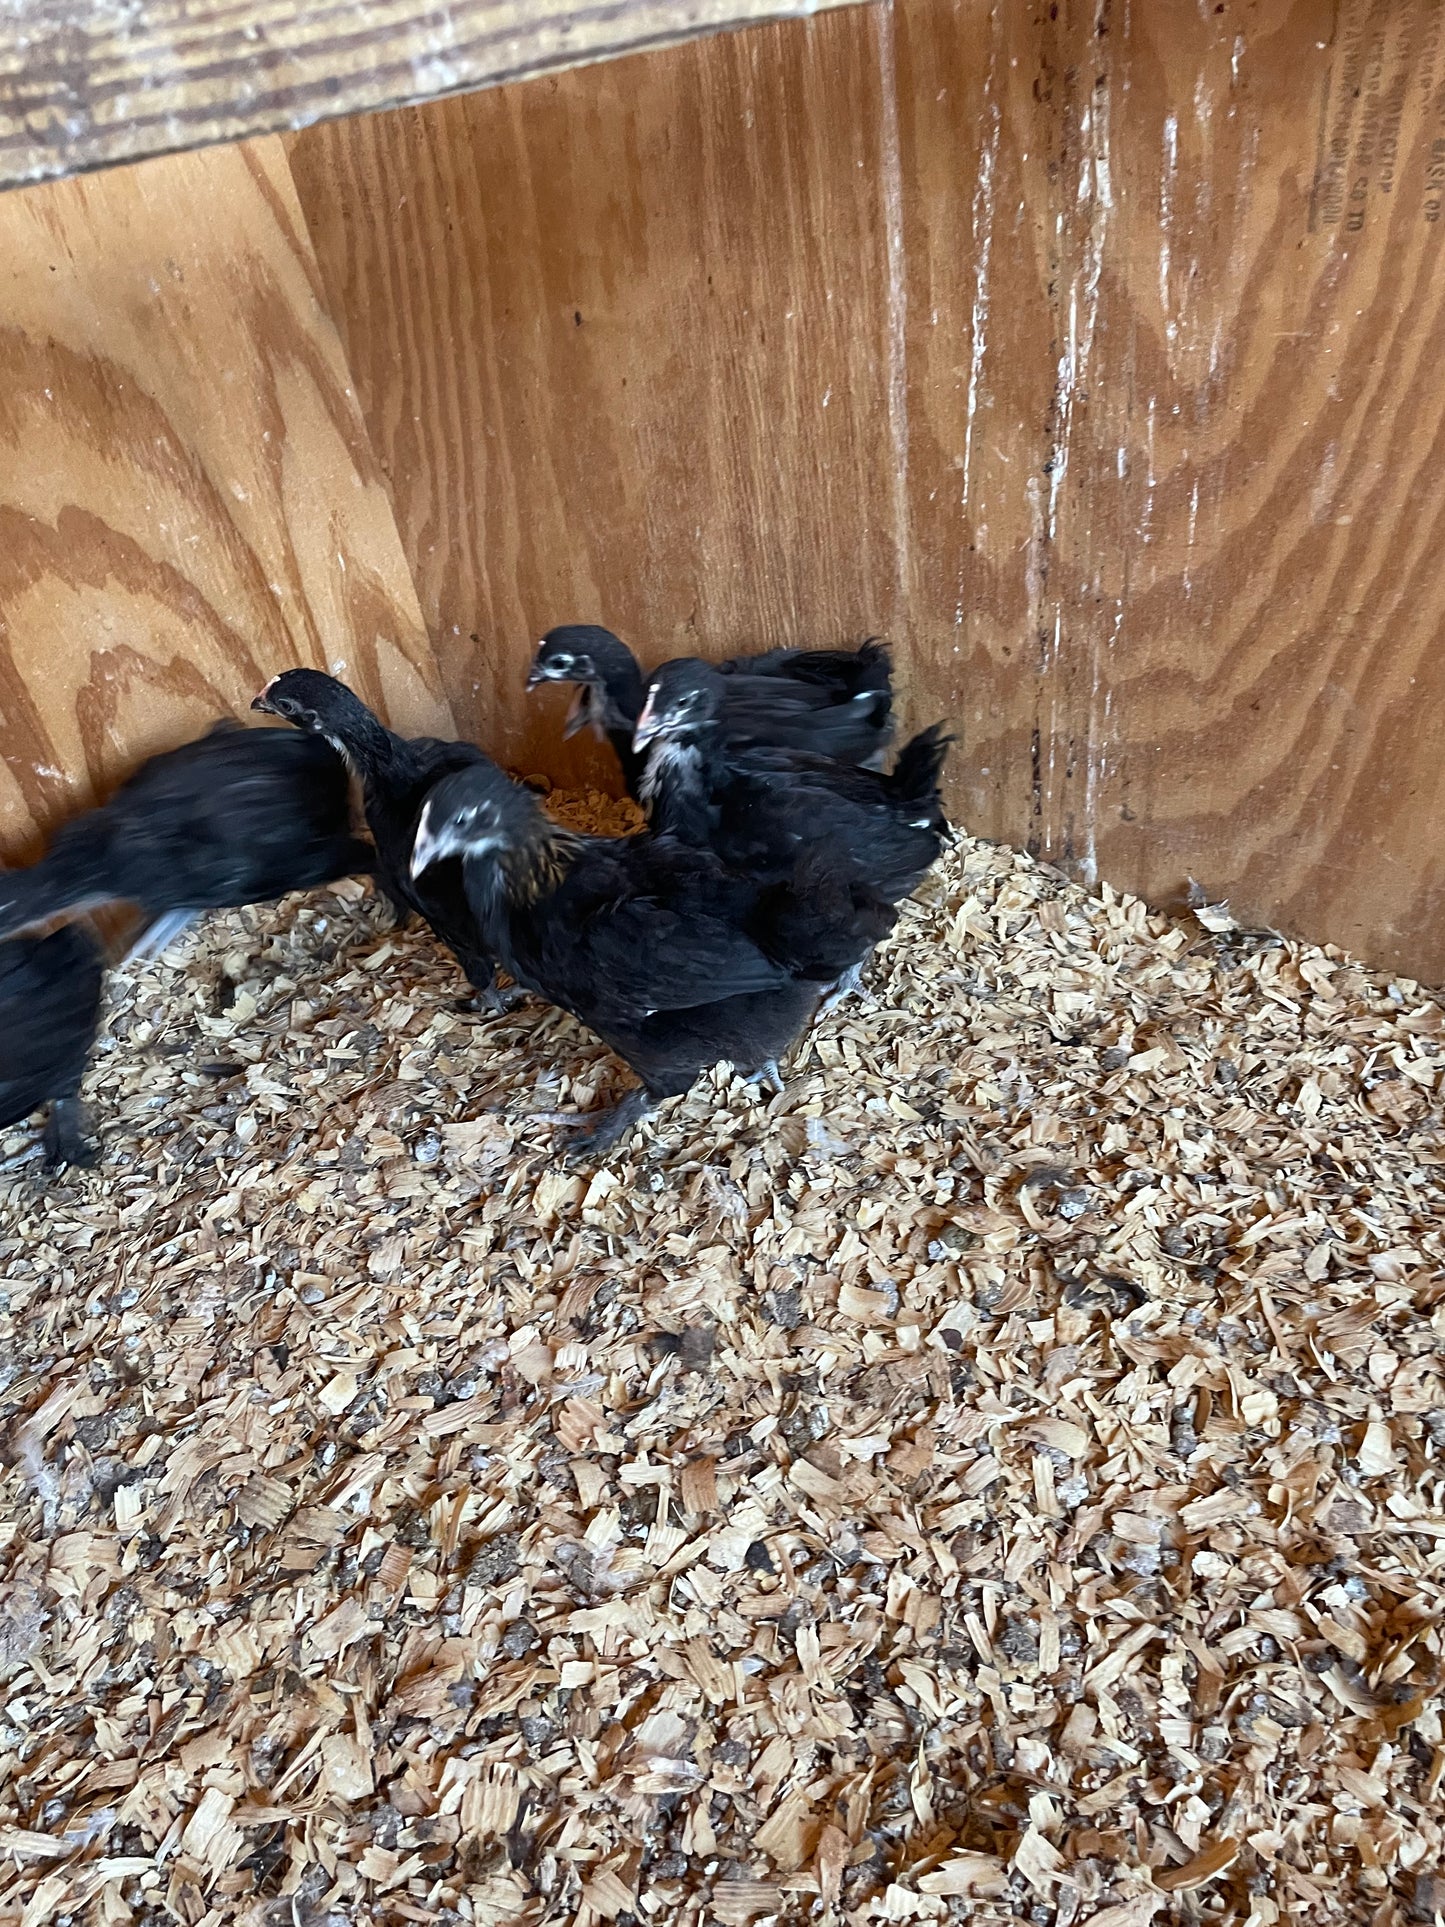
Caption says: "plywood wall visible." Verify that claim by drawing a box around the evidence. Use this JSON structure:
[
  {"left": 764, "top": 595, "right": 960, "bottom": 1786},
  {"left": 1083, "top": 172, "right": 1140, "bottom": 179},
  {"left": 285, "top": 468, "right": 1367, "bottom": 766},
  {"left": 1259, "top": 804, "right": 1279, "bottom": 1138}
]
[
  {"left": 0, "top": 137, "right": 451, "bottom": 857},
  {"left": 288, "top": 0, "right": 1445, "bottom": 980},
  {"left": 286, "top": 13, "right": 916, "bottom": 791}
]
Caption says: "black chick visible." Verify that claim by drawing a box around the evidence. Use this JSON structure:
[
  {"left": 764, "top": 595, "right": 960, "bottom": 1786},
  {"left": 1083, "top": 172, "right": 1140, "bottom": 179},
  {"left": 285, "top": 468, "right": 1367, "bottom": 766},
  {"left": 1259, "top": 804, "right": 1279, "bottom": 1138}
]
[
  {"left": 526, "top": 624, "right": 894, "bottom": 799},
  {"left": 526, "top": 625, "right": 650, "bottom": 794},
  {"left": 252, "top": 669, "right": 508, "bottom": 1009},
  {"left": 632, "top": 656, "right": 952, "bottom": 998},
  {"left": 0, "top": 922, "right": 104, "bottom": 1167},
  {"left": 0, "top": 720, "right": 374, "bottom": 953},
  {"left": 410, "top": 761, "right": 821, "bottom": 1152}
]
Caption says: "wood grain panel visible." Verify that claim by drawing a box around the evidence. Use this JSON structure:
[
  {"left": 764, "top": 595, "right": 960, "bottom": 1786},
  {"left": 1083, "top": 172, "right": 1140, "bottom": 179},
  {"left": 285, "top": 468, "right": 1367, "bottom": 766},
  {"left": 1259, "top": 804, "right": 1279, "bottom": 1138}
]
[
  {"left": 289, "top": 6, "right": 925, "bottom": 791},
  {"left": 0, "top": 137, "right": 451, "bottom": 859},
  {"left": 0, "top": 0, "right": 863, "bottom": 194},
  {"left": 886, "top": 0, "right": 1060, "bottom": 852},
  {"left": 1040, "top": 0, "right": 1445, "bottom": 973},
  {"left": 895, "top": 0, "right": 1445, "bottom": 977},
  {"left": 289, "top": 0, "right": 1445, "bottom": 979}
]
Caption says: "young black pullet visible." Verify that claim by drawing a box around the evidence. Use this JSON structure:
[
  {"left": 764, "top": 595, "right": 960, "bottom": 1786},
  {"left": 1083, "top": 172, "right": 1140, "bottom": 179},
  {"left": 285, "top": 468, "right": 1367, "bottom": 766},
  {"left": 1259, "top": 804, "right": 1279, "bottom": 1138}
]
[
  {"left": 0, "top": 922, "right": 104, "bottom": 1167},
  {"left": 252, "top": 669, "right": 505, "bottom": 1008},
  {"left": 632, "top": 657, "right": 952, "bottom": 995},
  {"left": 410, "top": 761, "right": 821, "bottom": 1152},
  {"left": 0, "top": 720, "right": 374, "bottom": 954},
  {"left": 526, "top": 624, "right": 894, "bottom": 799}
]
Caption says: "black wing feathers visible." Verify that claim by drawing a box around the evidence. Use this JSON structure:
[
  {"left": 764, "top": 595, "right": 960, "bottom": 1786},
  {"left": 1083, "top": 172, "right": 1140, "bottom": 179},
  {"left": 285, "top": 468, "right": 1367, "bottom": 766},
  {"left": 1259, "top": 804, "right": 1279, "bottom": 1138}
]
[{"left": 0, "top": 726, "right": 367, "bottom": 941}]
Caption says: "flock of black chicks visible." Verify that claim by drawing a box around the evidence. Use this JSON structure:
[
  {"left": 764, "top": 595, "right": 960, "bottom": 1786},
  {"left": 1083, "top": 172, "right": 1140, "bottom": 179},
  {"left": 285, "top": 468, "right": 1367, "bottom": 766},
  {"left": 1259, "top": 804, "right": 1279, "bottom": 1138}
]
[{"left": 0, "top": 627, "right": 951, "bottom": 1166}]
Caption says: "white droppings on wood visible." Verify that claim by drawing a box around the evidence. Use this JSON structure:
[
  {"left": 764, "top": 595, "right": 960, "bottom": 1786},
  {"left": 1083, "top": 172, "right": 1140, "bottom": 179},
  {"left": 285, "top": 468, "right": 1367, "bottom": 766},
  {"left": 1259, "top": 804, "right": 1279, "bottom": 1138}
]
[
  {"left": 1312, "top": 442, "right": 1339, "bottom": 524},
  {"left": 1182, "top": 476, "right": 1201, "bottom": 600},
  {"left": 1140, "top": 394, "right": 1158, "bottom": 549},
  {"left": 1069, "top": 70, "right": 1115, "bottom": 885},
  {"left": 1159, "top": 109, "right": 1180, "bottom": 354},
  {"left": 874, "top": 0, "right": 912, "bottom": 612},
  {"left": 959, "top": 19, "right": 999, "bottom": 528}
]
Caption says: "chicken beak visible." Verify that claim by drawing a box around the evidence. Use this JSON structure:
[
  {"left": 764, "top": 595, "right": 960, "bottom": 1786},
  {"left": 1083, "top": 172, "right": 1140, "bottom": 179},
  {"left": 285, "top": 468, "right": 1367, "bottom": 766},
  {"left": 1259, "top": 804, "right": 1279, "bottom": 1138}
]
[
  {"left": 250, "top": 682, "right": 277, "bottom": 715},
  {"left": 410, "top": 812, "right": 448, "bottom": 879},
  {"left": 632, "top": 691, "right": 664, "bottom": 751},
  {"left": 524, "top": 654, "right": 548, "bottom": 692}
]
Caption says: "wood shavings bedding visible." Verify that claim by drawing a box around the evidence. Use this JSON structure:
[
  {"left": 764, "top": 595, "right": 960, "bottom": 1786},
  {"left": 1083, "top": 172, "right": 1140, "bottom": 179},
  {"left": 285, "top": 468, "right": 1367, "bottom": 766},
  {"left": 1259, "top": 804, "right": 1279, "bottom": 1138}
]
[{"left": 1, "top": 791, "right": 1442, "bottom": 1927}]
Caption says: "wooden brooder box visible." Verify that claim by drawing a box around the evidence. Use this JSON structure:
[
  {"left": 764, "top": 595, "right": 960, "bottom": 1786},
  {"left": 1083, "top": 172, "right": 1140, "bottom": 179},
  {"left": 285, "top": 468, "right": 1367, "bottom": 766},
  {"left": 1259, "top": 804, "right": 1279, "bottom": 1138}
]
[
  {"left": 2, "top": 0, "right": 1443, "bottom": 978},
  {"left": 9, "top": 11, "right": 1445, "bottom": 1923}
]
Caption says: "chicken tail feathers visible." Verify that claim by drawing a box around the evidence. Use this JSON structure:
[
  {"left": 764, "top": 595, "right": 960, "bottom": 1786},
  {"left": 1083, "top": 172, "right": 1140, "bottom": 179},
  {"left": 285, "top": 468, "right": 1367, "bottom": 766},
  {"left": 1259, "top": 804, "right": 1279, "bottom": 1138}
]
[
  {"left": 853, "top": 636, "right": 894, "bottom": 695},
  {"left": 887, "top": 723, "right": 953, "bottom": 818}
]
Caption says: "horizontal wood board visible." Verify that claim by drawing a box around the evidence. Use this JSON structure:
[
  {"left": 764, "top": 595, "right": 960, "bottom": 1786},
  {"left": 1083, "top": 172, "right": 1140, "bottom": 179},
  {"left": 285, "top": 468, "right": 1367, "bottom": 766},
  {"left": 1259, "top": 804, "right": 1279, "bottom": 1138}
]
[
  {"left": 0, "top": 137, "right": 451, "bottom": 857},
  {"left": 0, "top": 0, "right": 863, "bottom": 194},
  {"left": 289, "top": 0, "right": 1445, "bottom": 980}
]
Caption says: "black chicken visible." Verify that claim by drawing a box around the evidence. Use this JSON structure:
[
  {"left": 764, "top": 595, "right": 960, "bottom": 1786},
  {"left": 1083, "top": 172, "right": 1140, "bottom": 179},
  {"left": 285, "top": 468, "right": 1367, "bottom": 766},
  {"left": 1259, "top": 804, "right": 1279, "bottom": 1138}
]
[
  {"left": 526, "top": 624, "right": 894, "bottom": 798},
  {"left": 631, "top": 657, "right": 952, "bottom": 1002},
  {"left": 251, "top": 670, "right": 506, "bottom": 1009},
  {"left": 0, "top": 720, "right": 373, "bottom": 954},
  {"left": 410, "top": 760, "right": 824, "bottom": 1151},
  {"left": 0, "top": 921, "right": 104, "bottom": 1167}
]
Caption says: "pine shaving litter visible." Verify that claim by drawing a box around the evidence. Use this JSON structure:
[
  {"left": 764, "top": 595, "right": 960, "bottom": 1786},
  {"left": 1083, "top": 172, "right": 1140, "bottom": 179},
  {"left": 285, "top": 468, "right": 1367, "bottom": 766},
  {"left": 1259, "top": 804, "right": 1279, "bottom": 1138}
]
[{"left": 0, "top": 799, "right": 1442, "bottom": 1924}]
